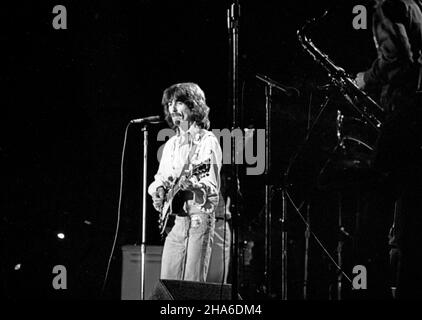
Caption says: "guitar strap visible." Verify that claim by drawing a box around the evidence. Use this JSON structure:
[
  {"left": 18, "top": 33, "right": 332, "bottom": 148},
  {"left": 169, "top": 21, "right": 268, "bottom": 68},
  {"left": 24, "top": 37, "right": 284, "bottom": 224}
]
[
  {"left": 171, "top": 136, "right": 200, "bottom": 215},
  {"left": 181, "top": 136, "right": 199, "bottom": 176}
]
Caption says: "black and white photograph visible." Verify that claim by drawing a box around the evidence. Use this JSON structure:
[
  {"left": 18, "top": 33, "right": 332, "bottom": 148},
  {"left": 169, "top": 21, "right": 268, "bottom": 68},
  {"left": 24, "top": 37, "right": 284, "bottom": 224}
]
[{"left": 1, "top": 0, "right": 422, "bottom": 304}]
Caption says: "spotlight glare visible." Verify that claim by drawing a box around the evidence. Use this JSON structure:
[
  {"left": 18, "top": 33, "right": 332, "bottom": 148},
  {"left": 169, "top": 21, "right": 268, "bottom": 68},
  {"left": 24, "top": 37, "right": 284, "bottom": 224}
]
[
  {"left": 57, "top": 232, "right": 65, "bottom": 239},
  {"left": 14, "top": 264, "right": 21, "bottom": 270}
]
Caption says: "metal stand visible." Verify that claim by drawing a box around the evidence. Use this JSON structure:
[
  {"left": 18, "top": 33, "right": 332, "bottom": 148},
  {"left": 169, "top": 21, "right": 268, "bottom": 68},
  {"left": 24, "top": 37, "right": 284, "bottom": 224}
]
[
  {"left": 281, "top": 190, "right": 288, "bottom": 300},
  {"left": 279, "top": 92, "right": 329, "bottom": 300},
  {"left": 256, "top": 74, "right": 298, "bottom": 299},
  {"left": 337, "top": 193, "right": 343, "bottom": 300},
  {"left": 227, "top": 0, "right": 240, "bottom": 300},
  {"left": 337, "top": 192, "right": 353, "bottom": 300},
  {"left": 140, "top": 124, "right": 149, "bottom": 300},
  {"left": 271, "top": 90, "right": 357, "bottom": 300},
  {"left": 264, "top": 83, "right": 273, "bottom": 297},
  {"left": 303, "top": 203, "right": 310, "bottom": 300}
]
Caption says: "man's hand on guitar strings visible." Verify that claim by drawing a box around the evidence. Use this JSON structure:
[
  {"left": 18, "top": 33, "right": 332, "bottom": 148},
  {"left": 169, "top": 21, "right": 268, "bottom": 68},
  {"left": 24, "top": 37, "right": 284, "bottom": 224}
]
[
  {"left": 179, "top": 175, "right": 193, "bottom": 191},
  {"left": 179, "top": 176, "right": 206, "bottom": 205}
]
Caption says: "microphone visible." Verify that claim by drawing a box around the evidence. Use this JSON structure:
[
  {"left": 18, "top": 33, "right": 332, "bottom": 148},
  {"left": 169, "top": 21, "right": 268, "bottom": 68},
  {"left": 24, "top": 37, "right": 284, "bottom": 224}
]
[{"left": 130, "top": 115, "right": 163, "bottom": 124}]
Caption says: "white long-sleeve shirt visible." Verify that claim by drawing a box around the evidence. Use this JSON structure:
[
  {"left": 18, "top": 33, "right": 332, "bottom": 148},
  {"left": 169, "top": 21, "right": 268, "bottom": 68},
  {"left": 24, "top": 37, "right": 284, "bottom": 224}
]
[{"left": 148, "top": 126, "right": 222, "bottom": 215}]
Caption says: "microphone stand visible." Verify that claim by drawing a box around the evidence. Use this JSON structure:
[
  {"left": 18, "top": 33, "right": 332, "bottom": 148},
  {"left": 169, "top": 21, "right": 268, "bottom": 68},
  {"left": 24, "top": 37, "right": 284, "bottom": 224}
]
[
  {"left": 337, "top": 193, "right": 343, "bottom": 300},
  {"left": 227, "top": 0, "right": 240, "bottom": 301},
  {"left": 303, "top": 203, "right": 310, "bottom": 300},
  {"left": 140, "top": 124, "right": 149, "bottom": 300},
  {"left": 256, "top": 74, "right": 298, "bottom": 299},
  {"left": 278, "top": 91, "right": 330, "bottom": 300},
  {"left": 279, "top": 88, "right": 354, "bottom": 300}
]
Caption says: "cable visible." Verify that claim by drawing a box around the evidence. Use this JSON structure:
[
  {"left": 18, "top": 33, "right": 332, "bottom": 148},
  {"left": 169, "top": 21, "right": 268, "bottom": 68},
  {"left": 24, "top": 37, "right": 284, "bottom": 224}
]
[{"left": 101, "top": 121, "right": 131, "bottom": 295}]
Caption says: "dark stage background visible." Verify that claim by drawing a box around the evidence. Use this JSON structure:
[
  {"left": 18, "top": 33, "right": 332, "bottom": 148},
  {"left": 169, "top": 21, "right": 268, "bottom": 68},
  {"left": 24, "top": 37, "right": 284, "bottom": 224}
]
[{"left": 1, "top": 0, "right": 378, "bottom": 299}]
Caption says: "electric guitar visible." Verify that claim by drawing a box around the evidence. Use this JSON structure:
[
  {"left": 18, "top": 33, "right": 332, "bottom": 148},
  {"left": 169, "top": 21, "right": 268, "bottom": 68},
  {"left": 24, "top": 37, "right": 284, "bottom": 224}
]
[{"left": 158, "top": 161, "right": 211, "bottom": 237}]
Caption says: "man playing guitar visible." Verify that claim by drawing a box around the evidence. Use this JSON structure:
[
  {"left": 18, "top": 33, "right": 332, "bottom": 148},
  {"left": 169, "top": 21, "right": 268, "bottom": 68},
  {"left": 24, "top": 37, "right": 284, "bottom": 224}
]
[{"left": 148, "top": 82, "right": 222, "bottom": 282}]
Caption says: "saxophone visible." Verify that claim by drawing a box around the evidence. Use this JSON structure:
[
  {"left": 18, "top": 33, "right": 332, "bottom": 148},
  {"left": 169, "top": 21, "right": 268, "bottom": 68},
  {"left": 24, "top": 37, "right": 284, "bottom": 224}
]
[{"left": 297, "top": 11, "right": 385, "bottom": 132}]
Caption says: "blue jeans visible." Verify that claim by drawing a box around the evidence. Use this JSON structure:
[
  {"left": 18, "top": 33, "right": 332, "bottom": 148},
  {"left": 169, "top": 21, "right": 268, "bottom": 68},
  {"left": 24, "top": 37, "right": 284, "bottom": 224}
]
[{"left": 161, "top": 213, "right": 215, "bottom": 282}]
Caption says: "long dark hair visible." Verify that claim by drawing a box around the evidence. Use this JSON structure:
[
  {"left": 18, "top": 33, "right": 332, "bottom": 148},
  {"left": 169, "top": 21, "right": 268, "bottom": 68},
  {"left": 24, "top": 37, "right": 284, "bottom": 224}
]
[{"left": 161, "top": 82, "right": 210, "bottom": 130}]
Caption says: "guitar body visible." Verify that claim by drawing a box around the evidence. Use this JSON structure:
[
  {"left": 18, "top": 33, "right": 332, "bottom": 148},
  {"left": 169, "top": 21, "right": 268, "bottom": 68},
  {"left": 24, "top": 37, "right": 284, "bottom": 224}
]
[
  {"left": 158, "top": 192, "right": 188, "bottom": 236},
  {"left": 157, "top": 161, "right": 210, "bottom": 237}
]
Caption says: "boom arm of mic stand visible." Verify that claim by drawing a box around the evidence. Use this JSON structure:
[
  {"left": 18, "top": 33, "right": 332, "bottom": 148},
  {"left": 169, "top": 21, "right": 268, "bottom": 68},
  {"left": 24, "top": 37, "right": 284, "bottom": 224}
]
[
  {"left": 284, "top": 94, "right": 331, "bottom": 182},
  {"left": 256, "top": 74, "right": 300, "bottom": 97}
]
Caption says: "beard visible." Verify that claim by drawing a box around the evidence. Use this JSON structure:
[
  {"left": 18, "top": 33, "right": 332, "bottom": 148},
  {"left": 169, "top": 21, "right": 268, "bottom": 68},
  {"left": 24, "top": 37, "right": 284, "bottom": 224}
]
[{"left": 171, "top": 112, "right": 192, "bottom": 130}]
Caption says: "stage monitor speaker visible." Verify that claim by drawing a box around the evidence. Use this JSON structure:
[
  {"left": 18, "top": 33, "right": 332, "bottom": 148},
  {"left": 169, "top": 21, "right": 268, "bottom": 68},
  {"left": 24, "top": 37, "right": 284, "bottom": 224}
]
[
  {"left": 149, "top": 279, "right": 235, "bottom": 300},
  {"left": 121, "top": 245, "right": 163, "bottom": 300}
]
